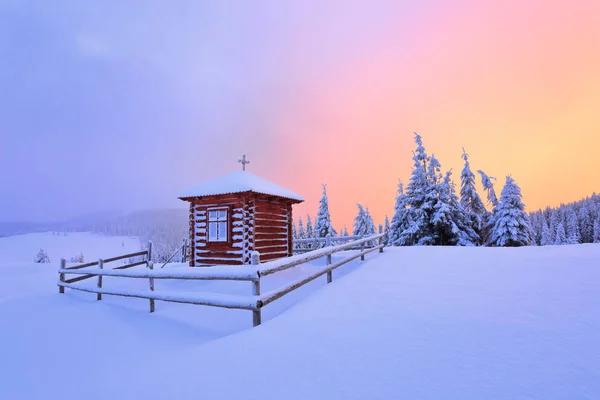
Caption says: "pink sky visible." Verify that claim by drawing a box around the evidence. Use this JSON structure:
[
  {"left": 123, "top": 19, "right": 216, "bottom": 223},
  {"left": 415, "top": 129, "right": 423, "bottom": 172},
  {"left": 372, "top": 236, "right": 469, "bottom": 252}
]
[{"left": 262, "top": 0, "right": 600, "bottom": 229}]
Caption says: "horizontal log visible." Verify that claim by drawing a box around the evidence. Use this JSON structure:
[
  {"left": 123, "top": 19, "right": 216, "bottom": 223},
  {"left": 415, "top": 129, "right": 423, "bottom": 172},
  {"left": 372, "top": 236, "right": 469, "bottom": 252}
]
[
  {"left": 260, "top": 250, "right": 288, "bottom": 258},
  {"left": 65, "top": 261, "right": 99, "bottom": 270},
  {"left": 194, "top": 252, "right": 242, "bottom": 259},
  {"left": 195, "top": 259, "right": 244, "bottom": 266},
  {"left": 254, "top": 226, "right": 288, "bottom": 234},
  {"left": 255, "top": 200, "right": 287, "bottom": 210},
  {"left": 260, "top": 245, "right": 383, "bottom": 307},
  {"left": 254, "top": 243, "right": 288, "bottom": 251},
  {"left": 254, "top": 217, "right": 288, "bottom": 224},
  {"left": 58, "top": 283, "right": 260, "bottom": 310},
  {"left": 259, "top": 234, "right": 384, "bottom": 276},
  {"left": 65, "top": 274, "right": 95, "bottom": 284},
  {"left": 294, "top": 235, "right": 364, "bottom": 244},
  {"left": 113, "top": 260, "right": 148, "bottom": 270},
  {"left": 254, "top": 235, "right": 285, "bottom": 241},
  {"left": 102, "top": 251, "right": 148, "bottom": 264},
  {"left": 58, "top": 266, "right": 259, "bottom": 280},
  {"left": 254, "top": 211, "right": 288, "bottom": 218}
]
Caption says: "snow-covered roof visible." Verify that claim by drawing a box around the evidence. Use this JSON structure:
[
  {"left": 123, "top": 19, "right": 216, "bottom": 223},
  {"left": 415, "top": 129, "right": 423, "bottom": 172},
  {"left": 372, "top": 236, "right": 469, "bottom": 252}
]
[{"left": 179, "top": 171, "right": 304, "bottom": 202}]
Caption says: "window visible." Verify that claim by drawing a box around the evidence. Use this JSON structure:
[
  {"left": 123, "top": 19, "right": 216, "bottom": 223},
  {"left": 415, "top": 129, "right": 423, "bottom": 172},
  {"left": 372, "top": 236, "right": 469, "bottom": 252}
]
[{"left": 208, "top": 208, "right": 228, "bottom": 242}]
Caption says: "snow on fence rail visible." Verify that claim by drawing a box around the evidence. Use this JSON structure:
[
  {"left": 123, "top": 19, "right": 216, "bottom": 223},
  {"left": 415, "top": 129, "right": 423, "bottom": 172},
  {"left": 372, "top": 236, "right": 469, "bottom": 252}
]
[
  {"left": 293, "top": 233, "right": 379, "bottom": 253},
  {"left": 57, "top": 234, "right": 385, "bottom": 327}
]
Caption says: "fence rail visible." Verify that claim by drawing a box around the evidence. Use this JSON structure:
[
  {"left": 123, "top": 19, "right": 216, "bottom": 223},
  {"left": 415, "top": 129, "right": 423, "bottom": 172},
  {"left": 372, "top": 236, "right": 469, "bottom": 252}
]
[
  {"left": 58, "top": 242, "right": 152, "bottom": 293},
  {"left": 292, "top": 234, "right": 379, "bottom": 253},
  {"left": 57, "top": 232, "right": 385, "bottom": 327}
]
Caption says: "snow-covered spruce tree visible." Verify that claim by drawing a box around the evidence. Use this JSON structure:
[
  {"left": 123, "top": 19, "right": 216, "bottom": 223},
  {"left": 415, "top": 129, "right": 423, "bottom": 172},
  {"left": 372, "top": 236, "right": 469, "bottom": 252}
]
[
  {"left": 394, "top": 133, "right": 433, "bottom": 246},
  {"left": 489, "top": 176, "right": 534, "bottom": 247},
  {"left": 292, "top": 221, "right": 298, "bottom": 240},
  {"left": 353, "top": 204, "right": 368, "bottom": 236},
  {"left": 389, "top": 181, "right": 413, "bottom": 246},
  {"left": 430, "top": 161, "right": 479, "bottom": 246},
  {"left": 34, "top": 248, "right": 51, "bottom": 263},
  {"left": 578, "top": 205, "right": 594, "bottom": 243},
  {"left": 314, "top": 184, "right": 337, "bottom": 238},
  {"left": 460, "top": 149, "right": 487, "bottom": 241},
  {"left": 477, "top": 170, "right": 499, "bottom": 209},
  {"left": 383, "top": 215, "right": 390, "bottom": 246},
  {"left": 364, "top": 207, "right": 376, "bottom": 236},
  {"left": 304, "top": 214, "right": 316, "bottom": 249},
  {"left": 540, "top": 220, "right": 553, "bottom": 246},
  {"left": 305, "top": 215, "right": 314, "bottom": 238},
  {"left": 364, "top": 207, "right": 377, "bottom": 245},
  {"left": 554, "top": 222, "right": 567, "bottom": 245},
  {"left": 70, "top": 253, "right": 85, "bottom": 263},
  {"left": 566, "top": 209, "right": 581, "bottom": 244},
  {"left": 342, "top": 226, "right": 349, "bottom": 237},
  {"left": 296, "top": 217, "right": 306, "bottom": 250},
  {"left": 593, "top": 218, "right": 600, "bottom": 243},
  {"left": 477, "top": 170, "right": 500, "bottom": 245},
  {"left": 548, "top": 211, "right": 558, "bottom": 244},
  {"left": 297, "top": 217, "right": 306, "bottom": 239}
]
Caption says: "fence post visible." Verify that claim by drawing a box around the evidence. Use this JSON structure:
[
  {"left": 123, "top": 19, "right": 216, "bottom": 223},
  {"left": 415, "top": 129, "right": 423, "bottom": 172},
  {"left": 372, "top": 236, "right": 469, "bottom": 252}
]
[
  {"left": 97, "top": 259, "right": 104, "bottom": 301},
  {"left": 59, "top": 258, "right": 66, "bottom": 293},
  {"left": 360, "top": 238, "right": 365, "bottom": 261},
  {"left": 181, "top": 238, "right": 187, "bottom": 263},
  {"left": 379, "top": 224, "right": 384, "bottom": 253},
  {"left": 326, "top": 234, "right": 333, "bottom": 283},
  {"left": 251, "top": 251, "right": 261, "bottom": 327},
  {"left": 146, "top": 241, "right": 153, "bottom": 265},
  {"left": 148, "top": 261, "right": 155, "bottom": 313}
]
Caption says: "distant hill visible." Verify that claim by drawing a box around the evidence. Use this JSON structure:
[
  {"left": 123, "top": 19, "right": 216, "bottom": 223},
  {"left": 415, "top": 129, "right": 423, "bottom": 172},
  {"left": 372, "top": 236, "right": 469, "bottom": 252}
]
[{"left": 0, "top": 208, "right": 189, "bottom": 262}]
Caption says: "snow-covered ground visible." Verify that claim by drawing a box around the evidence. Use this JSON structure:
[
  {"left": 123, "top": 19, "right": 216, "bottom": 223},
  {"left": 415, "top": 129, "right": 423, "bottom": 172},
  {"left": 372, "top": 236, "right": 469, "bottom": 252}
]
[{"left": 1, "top": 233, "right": 599, "bottom": 399}]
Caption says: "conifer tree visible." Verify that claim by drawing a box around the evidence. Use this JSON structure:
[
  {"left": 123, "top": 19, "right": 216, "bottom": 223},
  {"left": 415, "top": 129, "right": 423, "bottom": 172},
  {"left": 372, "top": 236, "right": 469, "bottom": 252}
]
[
  {"left": 314, "top": 184, "right": 337, "bottom": 238},
  {"left": 353, "top": 204, "right": 368, "bottom": 236},
  {"left": 292, "top": 221, "right": 298, "bottom": 240},
  {"left": 460, "top": 149, "right": 487, "bottom": 238},
  {"left": 395, "top": 133, "right": 433, "bottom": 246},
  {"left": 477, "top": 170, "right": 499, "bottom": 209},
  {"left": 297, "top": 217, "right": 306, "bottom": 240},
  {"left": 364, "top": 207, "right": 376, "bottom": 236},
  {"left": 555, "top": 222, "right": 567, "bottom": 245},
  {"left": 489, "top": 176, "right": 534, "bottom": 247},
  {"left": 593, "top": 218, "right": 600, "bottom": 243},
  {"left": 389, "top": 181, "right": 412, "bottom": 246},
  {"left": 431, "top": 167, "right": 479, "bottom": 246},
  {"left": 383, "top": 215, "right": 390, "bottom": 246},
  {"left": 566, "top": 209, "right": 581, "bottom": 244},
  {"left": 540, "top": 220, "right": 553, "bottom": 246},
  {"left": 578, "top": 205, "right": 594, "bottom": 243},
  {"left": 548, "top": 211, "right": 558, "bottom": 244},
  {"left": 305, "top": 215, "right": 314, "bottom": 238}
]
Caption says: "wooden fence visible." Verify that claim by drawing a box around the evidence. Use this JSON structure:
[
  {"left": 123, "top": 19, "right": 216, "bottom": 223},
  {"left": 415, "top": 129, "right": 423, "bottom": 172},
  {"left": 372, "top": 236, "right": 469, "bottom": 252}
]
[
  {"left": 57, "top": 233, "right": 385, "bottom": 327},
  {"left": 293, "top": 232, "right": 380, "bottom": 253}
]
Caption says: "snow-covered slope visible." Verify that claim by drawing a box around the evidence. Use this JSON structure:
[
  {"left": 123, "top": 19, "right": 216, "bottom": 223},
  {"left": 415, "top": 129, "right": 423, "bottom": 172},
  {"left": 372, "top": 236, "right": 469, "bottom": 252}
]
[{"left": 1, "top": 235, "right": 599, "bottom": 399}]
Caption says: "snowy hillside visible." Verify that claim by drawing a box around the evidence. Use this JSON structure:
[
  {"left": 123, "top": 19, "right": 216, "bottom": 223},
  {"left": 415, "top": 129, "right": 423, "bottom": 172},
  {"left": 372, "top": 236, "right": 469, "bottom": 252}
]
[{"left": 1, "top": 233, "right": 599, "bottom": 399}]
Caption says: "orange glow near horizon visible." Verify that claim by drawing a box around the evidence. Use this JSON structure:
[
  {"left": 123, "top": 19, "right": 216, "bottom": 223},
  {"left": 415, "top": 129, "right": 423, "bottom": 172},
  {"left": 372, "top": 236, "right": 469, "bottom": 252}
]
[{"left": 259, "top": 0, "right": 600, "bottom": 230}]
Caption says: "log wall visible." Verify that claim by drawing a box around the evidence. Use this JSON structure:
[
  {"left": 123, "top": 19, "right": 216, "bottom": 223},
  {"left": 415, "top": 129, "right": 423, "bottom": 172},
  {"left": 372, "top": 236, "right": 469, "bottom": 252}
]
[
  {"left": 253, "top": 197, "right": 290, "bottom": 262},
  {"left": 185, "top": 192, "right": 296, "bottom": 266}
]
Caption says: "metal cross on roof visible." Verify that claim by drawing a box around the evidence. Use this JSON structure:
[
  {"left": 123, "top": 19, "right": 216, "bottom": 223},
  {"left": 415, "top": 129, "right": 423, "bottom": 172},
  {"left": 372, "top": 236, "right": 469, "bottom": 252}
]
[{"left": 238, "top": 154, "right": 250, "bottom": 171}]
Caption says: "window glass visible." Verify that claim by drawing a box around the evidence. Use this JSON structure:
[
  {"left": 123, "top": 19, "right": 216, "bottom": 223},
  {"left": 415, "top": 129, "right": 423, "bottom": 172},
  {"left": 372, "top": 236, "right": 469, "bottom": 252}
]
[
  {"left": 218, "top": 222, "right": 227, "bottom": 241},
  {"left": 209, "top": 222, "right": 217, "bottom": 239},
  {"left": 207, "top": 208, "right": 228, "bottom": 242}
]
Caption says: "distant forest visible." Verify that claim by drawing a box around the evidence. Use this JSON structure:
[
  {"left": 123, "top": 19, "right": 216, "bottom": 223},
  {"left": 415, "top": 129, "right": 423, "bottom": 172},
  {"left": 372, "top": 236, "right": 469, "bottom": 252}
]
[{"left": 530, "top": 194, "right": 600, "bottom": 245}]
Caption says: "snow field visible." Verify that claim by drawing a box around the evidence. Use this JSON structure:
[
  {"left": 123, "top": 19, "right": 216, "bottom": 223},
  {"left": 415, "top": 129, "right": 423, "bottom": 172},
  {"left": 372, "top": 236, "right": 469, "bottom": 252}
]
[{"left": 1, "top": 232, "right": 599, "bottom": 399}]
